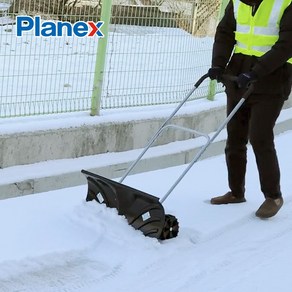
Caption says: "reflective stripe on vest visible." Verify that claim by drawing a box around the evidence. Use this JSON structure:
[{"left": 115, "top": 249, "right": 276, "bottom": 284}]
[{"left": 233, "top": 0, "right": 292, "bottom": 64}]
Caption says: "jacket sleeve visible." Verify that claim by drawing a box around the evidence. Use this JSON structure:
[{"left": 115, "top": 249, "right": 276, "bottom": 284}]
[
  {"left": 211, "top": 0, "right": 236, "bottom": 68},
  {"left": 252, "top": 3, "right": 292, "bottom": 77}
]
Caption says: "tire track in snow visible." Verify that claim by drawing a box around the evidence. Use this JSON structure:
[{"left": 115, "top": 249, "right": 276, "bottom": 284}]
[
  {"left": 188, "top": 194, "right": 292, "bottom": 245},
  {"left": 117, "top": 196, "right": 292, "bottom": 292},
  {"left": 0, "top": 251, "right": 124, "bottom": 292},
  {"left": 175, "top": 225, "right": 292, "bottom": 292},
  {"left": 172, "top": 196, "right": 292, "bottom": 291},
  {"left": 2, "top": 196, "right": 291, "bottom": 292},
  {"left": 0, "top": 202, "right": 152, "bottom": 292}
]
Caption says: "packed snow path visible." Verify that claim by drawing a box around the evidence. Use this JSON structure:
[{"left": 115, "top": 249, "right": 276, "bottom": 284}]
[{"left": 1, "top": 131, "right": 292, "bottom": 292}]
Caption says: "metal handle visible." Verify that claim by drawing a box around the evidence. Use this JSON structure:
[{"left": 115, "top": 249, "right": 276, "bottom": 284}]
[
  {"left": 119, "top": 73, "right": 210, "bottom": 183},
  {"left": 119, "top": 73, "right": 254, "bottom": 203},
  {"left": 159, "top": 83, "right": 254, "bottom": 203}
]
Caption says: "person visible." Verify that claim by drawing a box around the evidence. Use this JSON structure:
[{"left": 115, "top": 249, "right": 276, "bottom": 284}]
[{"left": 208, "top": 0, "right": 292, "bottom": 218}]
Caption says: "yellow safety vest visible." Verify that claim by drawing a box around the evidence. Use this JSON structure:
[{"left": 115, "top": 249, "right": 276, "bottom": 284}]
[{"left": 233, "top": 0, "right": 292, "bottom": 64}]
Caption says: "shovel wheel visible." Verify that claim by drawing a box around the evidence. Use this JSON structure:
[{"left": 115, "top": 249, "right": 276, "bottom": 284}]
[{"left": 159, "top": 214, "right": 179, "bottom": 240}]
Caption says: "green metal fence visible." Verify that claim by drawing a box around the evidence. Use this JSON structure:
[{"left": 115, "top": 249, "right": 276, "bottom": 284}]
[{"left": 0, "top": 0, "right": 223, "bottom": 118}]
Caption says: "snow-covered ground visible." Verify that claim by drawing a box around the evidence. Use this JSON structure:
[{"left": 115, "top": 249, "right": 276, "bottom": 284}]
[{"left": 1, "top": 128, "right": 292, "bottom": 291}]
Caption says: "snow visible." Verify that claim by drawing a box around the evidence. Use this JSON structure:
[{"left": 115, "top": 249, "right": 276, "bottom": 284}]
[
  {"left": 0, "top": 92, "right": 226, "bottom": 135},
  {"left": 1, "top": 8, "right": 292, "bottom": 291},
  {"left": 1, "top": 127, "right": 292, "bottom": 291}
]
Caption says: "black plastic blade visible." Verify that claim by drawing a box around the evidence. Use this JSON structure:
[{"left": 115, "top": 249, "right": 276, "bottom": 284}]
[{"left": 81, "top": 170, "right": 165, "bottom": 239}]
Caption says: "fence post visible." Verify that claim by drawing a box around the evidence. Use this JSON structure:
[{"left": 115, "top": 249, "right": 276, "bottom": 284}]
[
  {"left": 191, "top": 0, "right": 199, "bottom": 35},
  {"left": 207, "top": 0, "right": 230, "bottom": 101},
  {"left": 90, "top": 0, "right": 113, "bottom": 116}
]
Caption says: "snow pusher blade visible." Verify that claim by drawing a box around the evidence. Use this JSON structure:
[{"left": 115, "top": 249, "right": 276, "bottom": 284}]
[{"left": 81, "top": 169, "right": 178, "bottom": 239}]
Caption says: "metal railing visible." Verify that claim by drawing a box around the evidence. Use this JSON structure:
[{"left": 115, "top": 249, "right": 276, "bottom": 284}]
[{"left": 0, "top": 0, "right": 223, "bottom": 118}]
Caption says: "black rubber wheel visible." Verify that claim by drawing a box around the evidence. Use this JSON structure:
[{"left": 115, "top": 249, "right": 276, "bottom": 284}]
[{"left": 159, "top": 214, "right": 179, "bottom": 240}]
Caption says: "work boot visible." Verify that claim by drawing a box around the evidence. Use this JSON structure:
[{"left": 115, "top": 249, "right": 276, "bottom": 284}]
[
  {"left": 255, "top": 197, "right": 284, "bottom": 219},
  {"left": 210, "top": 191, "right": 246, "bottom": 205}
]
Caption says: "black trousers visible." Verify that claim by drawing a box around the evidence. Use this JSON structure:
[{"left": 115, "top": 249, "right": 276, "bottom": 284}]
[{"left": 225, "top": 92, "right": 284, "bottom": 198}]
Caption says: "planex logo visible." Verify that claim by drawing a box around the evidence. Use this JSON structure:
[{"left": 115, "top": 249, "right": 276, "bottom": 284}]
[{"left": 16, "top": 16, "right": 104, "bottom": 38}]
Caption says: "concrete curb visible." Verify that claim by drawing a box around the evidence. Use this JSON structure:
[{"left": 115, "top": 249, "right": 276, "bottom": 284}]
[
  {"left": 0, "top": 100, "right": 292, "bottom": 199},
  {"left": 1, "top": 111, "right": 291, "bottom": 200}
]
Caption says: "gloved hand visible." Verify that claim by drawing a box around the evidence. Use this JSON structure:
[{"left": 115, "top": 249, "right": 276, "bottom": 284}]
[
  {"left": 208, "top": 67, "right": 225, "bottom": 82},
  {"left": 237, "top": 71, "right": 258, "bottom": 89}
]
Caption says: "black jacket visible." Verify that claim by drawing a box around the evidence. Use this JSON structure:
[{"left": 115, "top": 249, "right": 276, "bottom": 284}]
[{"left": 212, "top": 0, "right": 292, "bottom": 99}]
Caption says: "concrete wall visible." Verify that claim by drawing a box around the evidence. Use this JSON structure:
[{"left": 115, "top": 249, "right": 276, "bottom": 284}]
[
  {"left": 1, "top": 96, "right": 292, "bottom": 169},
  {"left": 1, "top": 95, "right": 292, "bottom": 199},
  {"left": 0, "top": 105, "right": 226, "bottom": 168}
]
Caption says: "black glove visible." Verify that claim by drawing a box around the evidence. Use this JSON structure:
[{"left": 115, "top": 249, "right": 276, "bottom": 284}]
[
  {"left": 208, "top": 67, "right": 225, "bottom": 82},
  {"left": 237, "top": 71, "right": 258, "bottom": 89}
]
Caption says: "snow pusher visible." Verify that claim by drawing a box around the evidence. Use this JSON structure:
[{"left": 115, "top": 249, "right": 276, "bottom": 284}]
[{"left": 82, "top": 74, "right": 254, "bottom": 240}]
